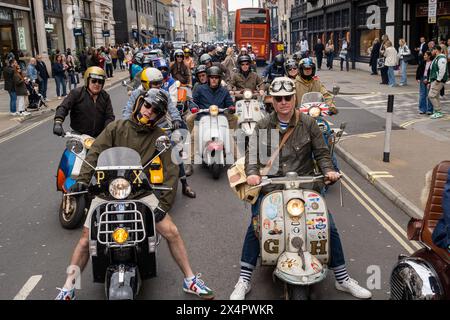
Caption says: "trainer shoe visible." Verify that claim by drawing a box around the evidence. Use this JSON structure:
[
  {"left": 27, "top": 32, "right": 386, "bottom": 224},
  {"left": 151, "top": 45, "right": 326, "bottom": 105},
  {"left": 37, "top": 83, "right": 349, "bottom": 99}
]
[
  {"left": 335, "top": 278, "right": 372, "bottom": 299},
  {"left": 230, "top": 279, "right": 251, "bottom": 300},
  {"left": 55, "top": 287, "right": 75, "bottom": 300},
  {"left": 183, "top": 273, "right": 215, "bottom": 300},
  {"left": 430, "top": 111, "right": 444, "bottom": 119}
]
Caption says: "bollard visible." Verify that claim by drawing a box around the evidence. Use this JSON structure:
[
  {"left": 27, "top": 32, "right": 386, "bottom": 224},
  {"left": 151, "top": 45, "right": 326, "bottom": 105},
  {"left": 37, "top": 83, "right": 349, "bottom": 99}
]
[{"left": 383, "top": 95, "right": 394, "bottom": 162}]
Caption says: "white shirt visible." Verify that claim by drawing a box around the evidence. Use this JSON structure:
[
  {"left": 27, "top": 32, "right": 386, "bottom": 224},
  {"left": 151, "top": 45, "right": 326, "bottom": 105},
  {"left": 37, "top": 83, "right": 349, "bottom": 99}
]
[{"left": 300, "top": 40, "right": 309, "bottom": 53}]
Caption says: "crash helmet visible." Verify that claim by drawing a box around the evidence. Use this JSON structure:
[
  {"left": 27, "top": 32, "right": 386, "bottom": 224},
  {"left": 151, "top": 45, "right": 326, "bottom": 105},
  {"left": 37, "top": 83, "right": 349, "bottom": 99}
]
[
  {"left": 184, "top": 48, "right": 191, "bottom": 56},
  {"left": 83, "top": 66, "right": 106, "bottom": 87},
  {"left": 153, "top": 58, "right": 170, "bottom": 78},
  {"left": 206, "top": 66, "right": 223, "bottom": 79},
  {"left": 140, "top": 68, "right": 164, "bottom": 91},
  {"left": 142, "top": 54, "right": 153, "bottom": 68},
  {"left": 240, "top": 47, "right": 248, "bottom": 54},
  {"left": 133, "top": 51, "right": 145, "bottom": 65},
  {"left": 298, "top": 57, "right": 316, "bottom": 79},
  {"left": 132, "top": 88, "right": 169, "bottom": 127},
  {"left": 237, "top": 54, "right": 252, "bottom": 65},
  {"left": 247, "top": 43, "right": 252, "bottom": 50},
  {"left": 199, "top": 53, "right": 212, "bottom": 65},
  {"left": 274, "top": 54, "right": 285, "bottom": 67},
  {"left": 293, "top": 51, "right": 302, "bottom": 62},
  {"left": 284, "top": 58, "right": 298, "bottom": 73},
  {"left": 195, "top": 64, "right": 208, "bottom": 76},
  {"left": 207, "top": 44, "right": 216, "bottom": 53},
  {"left": 174, "top": 49, "right": 184, "bottom": 59},
  {"left": 269, "top": 77, "right": 296, "bottom": 97}
]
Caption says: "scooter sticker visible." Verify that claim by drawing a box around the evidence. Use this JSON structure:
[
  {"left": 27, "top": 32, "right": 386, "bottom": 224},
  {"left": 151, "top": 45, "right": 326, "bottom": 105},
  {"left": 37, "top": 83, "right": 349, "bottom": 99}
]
[
  {"left": 311, "top": 202, "right": 319, "bottom": 210},
  {"left": 307, "top": 220, "right": 315, "bottom": 230},
  {"left": 263, "top": 239, "right": 279, "bottom": 254},
  {"left": 265, "top": 203, "right": 278, "bottom": 220},
  {"left": 268, "top": 218, "right": 283, "bottom": 235},
  {"left": 280, "top": 258, "right": 299, "bottom": 269},
  {"left": 311, "top": 261, "right": 321, "bottom": 273},
  {"left": 263, "top": 219, "right": 271, "bottom": 230},
  {"left": 315, "top": 217, "right": 327, "bottom": 230}
]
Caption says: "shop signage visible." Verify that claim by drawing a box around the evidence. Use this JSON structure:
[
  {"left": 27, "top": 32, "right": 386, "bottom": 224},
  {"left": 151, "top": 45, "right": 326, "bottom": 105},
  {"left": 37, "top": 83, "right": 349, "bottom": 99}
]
[
  {"left": 73, "top": 28, "right": 83, "bottom": 36},
  {"left": 102, "top": 30, "right": 110, "bottom": 37},
  {"left": 45, "top": 23, "right": 54, "bottom": 30},
  {"left": 417, "top": 1, "right": 450, "bottom": 17},
  {"left": 429, "top": 0, "right": 437, "bottom": 23},
  {"left": 0, "top": 8, "right": 12, "bottom": 21},
  {"left": 18, "top": 27, "right": 26, "bottom": 51}
]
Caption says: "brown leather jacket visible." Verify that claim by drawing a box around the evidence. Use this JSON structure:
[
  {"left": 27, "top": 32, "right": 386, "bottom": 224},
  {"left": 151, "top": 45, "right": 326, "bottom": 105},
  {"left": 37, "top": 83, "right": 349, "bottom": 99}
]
[
  {"left": 295, "top": 75, "right": 337, "bottom": 113},
  {"left": 245, "top": 111, "right": 334, "bottom": 194},
  {"left": 228, "top": 71, "right": 265, "bottom": 92}
]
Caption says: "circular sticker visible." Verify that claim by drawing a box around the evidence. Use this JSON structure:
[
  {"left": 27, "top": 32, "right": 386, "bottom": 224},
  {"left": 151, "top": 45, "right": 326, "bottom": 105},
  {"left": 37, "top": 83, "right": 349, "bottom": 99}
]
[{"left": 311, "top": 202, "right": 319, "bottom": 210}]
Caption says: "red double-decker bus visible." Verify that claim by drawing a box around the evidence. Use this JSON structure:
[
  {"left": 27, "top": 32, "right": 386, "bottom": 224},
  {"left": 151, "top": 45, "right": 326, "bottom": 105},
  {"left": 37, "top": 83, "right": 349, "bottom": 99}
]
[{"left": 235, "top": 8, "right": 270, "bottom": 63}]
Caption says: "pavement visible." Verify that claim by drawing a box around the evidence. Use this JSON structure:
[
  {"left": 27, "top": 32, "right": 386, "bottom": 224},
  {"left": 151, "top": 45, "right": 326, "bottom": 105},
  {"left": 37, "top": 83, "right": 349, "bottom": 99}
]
[
  {"left": 0, "top": 69, "right": 130, "bottom": 138},
  {"left": 317, "top": 61, "right": 450, "bottom": 220}
]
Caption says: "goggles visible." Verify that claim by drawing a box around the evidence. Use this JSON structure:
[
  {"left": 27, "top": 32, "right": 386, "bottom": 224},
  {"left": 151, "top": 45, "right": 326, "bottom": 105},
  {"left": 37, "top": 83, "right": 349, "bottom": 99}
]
[{"left": 270, "top": 80, "right": 295, "bottom": 93}]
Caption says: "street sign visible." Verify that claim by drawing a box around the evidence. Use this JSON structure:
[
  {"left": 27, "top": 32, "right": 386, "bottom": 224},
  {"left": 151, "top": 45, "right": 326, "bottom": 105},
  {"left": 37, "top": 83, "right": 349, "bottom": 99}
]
[
  {"left": 73, "top": 28, "right": 83, "bottom": 36},
  {"left": 102, "top": 30, "right": 110, "bottom": 37},
  {"left": 18, "top": 27, "right": 26, "bottom": 51},
  {"left": 429, "top": 0, "right": 437, "bottom": 23}
]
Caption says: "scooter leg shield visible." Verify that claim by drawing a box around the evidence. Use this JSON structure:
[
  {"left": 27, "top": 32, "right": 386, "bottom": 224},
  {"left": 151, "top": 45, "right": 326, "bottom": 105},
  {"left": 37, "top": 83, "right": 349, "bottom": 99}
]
[{"left": 274, "top": 251, "right": 327, "bottom": 286}]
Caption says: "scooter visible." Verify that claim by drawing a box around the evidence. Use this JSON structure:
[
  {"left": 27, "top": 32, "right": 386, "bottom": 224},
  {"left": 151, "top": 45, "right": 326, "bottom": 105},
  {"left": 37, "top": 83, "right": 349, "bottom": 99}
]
[
  {"left": 175, "top": 80, "right": 194, "bottom": 121},
  {"left": 191, "top": 105, "right": 232, "bottom": 179},
  {"left": 56, "top": 132, "right": 95, "bottom": 229},
  {"left": 254, "top": 173, "right": 332, "bottom": 299}
]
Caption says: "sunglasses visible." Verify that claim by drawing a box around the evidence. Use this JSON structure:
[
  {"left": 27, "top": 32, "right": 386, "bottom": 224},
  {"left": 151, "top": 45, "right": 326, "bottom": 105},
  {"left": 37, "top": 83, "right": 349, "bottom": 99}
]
[
  {"left": 271, "top": 80, "right": 295, "bottom": 93},
  {"left": 91, "top": 79, "right": 105, "bottom": 85},
  {"left": 176, "top": 55, "right": 184, "bottom": 58},
  {"left": 288, "top": 67, "right": 298, "bottom": 71},
  {"left": 274, "top": 95, "right": 294, "bottom": 103}
]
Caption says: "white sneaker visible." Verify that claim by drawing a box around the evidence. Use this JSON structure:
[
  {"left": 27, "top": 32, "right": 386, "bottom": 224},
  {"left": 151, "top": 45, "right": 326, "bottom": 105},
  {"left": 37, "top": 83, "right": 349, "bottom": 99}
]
[
  {"left": 21, "top": 111, "right": 31, "bottom": 116},
  {"left": 57, "top": 96, "right": 62, "bottom": 100},
  {"left": 229, "top": 279, "right": 251, "bottom": 300},
  {"left": 335, "top": 278, "right": 372, "bottom": 299},
  {"left": 10, "top": 112, "right": 18, "bottom": 116}
]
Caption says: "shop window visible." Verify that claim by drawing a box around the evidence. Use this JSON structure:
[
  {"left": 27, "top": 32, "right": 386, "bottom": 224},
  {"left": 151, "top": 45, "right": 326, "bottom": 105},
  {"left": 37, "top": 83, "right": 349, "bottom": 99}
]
[
  {"left": 334, "top": 11, "right": 340, "bottom": 28},
  {"left": 44, "top": 0, "right": 62, "bottom": 14},
  {"left": 342, "top": 9, "right": 349, "bottom": 28},
  {"left": 360, "top": 29, "right": 380, "bottom": 57}
]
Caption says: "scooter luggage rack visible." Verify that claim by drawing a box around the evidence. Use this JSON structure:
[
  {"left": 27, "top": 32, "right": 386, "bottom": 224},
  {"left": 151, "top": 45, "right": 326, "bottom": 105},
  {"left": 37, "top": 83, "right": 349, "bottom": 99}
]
[{"left": 97, "top": 202, "right": 146, "bottom": 247}]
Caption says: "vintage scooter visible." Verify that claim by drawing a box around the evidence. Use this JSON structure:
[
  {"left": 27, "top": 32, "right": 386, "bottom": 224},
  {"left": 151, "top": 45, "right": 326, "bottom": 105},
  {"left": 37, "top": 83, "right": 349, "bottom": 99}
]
[
  {"left": 389, "top": 160, "right": 450, "bottom": 300},
  {"left": 56, "top": 132, "right": 95, "bottom": 229},
  {"left": 254, "top": 173, "right": 333, "bottom": 299},
  {"left": 65, "top": 136, "right": 173, "bottom": 299},
  {"left": 191, "top": 105, "right": 233, "bottom": 179}
]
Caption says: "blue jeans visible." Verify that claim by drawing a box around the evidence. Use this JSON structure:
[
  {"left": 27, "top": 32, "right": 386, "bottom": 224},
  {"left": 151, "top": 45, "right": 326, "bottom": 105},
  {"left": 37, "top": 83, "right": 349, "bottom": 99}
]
[
  {"left": 418, "top": 77, "right": 433, "bottom": 113},
  {"left": 55, "top": 75, "right": 67, "bottom": 97},
  {"left": 327, "top": 54, "right": 334, "bottom": 69},
  {"left": 9, "top": 91, "right": 17, "bottom": 113},
  {"left": 388, "top": 66, "right": 396, "bottom": 86},
  {"left": 38, "top": 78, "right": 48, "bottom": 99},
  {"left": 400, "top": 60, "right": 407, "bottom": 85},
  {"left": 240, "top": 195, "right": 346, "bottom": 270}
]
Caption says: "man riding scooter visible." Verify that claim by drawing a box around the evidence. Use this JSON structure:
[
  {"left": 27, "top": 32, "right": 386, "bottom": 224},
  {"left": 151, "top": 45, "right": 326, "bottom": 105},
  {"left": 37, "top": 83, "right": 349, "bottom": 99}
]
[
  {"left": 285, "top": 58, "right": 299, "bottom": 80},
  {"left": 228, "top": 55, "right": 265, "bottom": 98},
  {"left": 185, "top": 66, "right": 236, "bottom": 176},
  {"left": 263, "top": 54, "right": 286, "bottom": 82},
  {"left": 229, "top": 77, "right": 372, "bottom": 300},
  {"left": 192, "top": 65, "right": 208, "bottom": 94}
]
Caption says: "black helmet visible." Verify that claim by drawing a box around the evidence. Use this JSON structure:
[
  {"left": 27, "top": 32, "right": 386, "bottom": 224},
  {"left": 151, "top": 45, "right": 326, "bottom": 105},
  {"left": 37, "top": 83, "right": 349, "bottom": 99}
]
[
  {"left": 237, "top": 54, "right": 252, "bottom": 65},
  {"left": 133, "top": 89, "right": 169, "bottom": 127},
  {"left": 207, "top": 44, "right": 216, "bottom": 52},
  {"left": 195, "top": 64, "right": 207, "bottom": 76},
  {"left": 206, "top": 66, "right": 223, "bottom": 78},
  {"left": 274, "top": 54, "right": 285, "bottom": 66}
]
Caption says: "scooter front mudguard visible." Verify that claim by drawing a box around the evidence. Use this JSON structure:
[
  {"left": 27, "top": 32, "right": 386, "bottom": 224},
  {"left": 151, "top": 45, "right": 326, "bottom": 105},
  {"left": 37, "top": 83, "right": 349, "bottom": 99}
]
[{"left": 56, "top": 149, "right": 76, "bottom": 191}]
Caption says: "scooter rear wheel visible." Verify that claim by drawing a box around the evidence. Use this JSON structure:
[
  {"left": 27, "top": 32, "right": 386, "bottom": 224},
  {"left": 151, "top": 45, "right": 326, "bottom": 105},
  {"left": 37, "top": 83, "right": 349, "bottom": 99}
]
[
  {"left": 285, "top": 283, "right": 310, "bottom": 300},
  {"left": 59, "top": 194, "right": 86, "bottom": 229}
]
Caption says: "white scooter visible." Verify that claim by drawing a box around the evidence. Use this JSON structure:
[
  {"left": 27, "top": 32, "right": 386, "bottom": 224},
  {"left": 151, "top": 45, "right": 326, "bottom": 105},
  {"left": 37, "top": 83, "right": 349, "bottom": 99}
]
[
  {"left": 191, "top": 105, "right": 232, "bottom": 179},
  {"left": 254, "top": 173, "right": 332, "bottom": 299}
]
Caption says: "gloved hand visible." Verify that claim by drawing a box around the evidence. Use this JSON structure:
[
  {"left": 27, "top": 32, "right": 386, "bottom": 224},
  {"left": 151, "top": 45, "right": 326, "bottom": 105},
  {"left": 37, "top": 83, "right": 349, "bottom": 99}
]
[
  {"left": 227, "top": 106, "right": 236, "bottom": 114},
  {"left": 68, "top": 182, "right": 88, "bottom": 193},
  {"left": 53, "top": 121, "right": 64, "bottom": 136},
  {"left": 172, "top": 120, "right": 182, "bottom": 130}
]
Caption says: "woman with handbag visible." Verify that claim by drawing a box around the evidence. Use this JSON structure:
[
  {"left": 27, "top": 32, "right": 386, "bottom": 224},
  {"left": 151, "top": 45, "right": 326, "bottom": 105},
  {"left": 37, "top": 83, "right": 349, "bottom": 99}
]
[
  {"left": 379, "top": 35, "right": 390, "bottom": 85},
  {"left": 398, "top": 39, "right": 412, "bottom": 86},
  {"left": 339, "top": 38, "right": 349, "bottom": 71}
]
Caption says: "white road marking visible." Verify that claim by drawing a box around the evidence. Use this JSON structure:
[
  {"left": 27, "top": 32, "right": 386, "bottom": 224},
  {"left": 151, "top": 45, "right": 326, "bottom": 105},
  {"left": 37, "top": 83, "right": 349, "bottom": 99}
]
[
  {"left": 13, "top": 275, "right": 42, "bottom": 300},
  {"left": 361, "top": 100, "right": 388, "bottom": 105},
  {"left": 351, "top": 94, "right": 382, "bottom": 100}
]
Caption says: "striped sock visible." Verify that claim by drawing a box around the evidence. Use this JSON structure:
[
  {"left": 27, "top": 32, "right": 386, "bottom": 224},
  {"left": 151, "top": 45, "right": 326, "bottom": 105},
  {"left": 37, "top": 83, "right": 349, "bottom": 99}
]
[
  {"left": 332, "top": 265, "right": 350, "bottom": 284},
  {"left": 239, "top": 266, "right": 253, "bottom": 283}
]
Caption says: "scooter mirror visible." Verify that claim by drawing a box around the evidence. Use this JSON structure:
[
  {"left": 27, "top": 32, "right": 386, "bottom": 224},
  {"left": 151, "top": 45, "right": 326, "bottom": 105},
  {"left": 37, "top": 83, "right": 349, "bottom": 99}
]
[
  {"left": 155, "top": 136, "right": 171, "bottom": 152},
  {"left": 340, "top": 122, "right": 347, "bottom": 131},
  {"left": 332, "top": 85, "right": 340, "bottom": 96},
  {"left": 175, "top": 80, "right": 181, "bottom": 88}
]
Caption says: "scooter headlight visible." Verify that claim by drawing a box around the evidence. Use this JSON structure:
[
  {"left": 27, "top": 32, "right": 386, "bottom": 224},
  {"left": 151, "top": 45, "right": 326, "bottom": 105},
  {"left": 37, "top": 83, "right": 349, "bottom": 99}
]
[
  {"left": 109, "top": 178, "right": 131, "bottom": 200},
  {"left": 308, "top": 106, "right": 321, "bottom": 118},
  {"left": 209, "top": 105, "right": 219, "bottom": 116},
  {"left": 243, "top": 90, "right": 253, "bottom": 100},
  {"left": 112, "top": 227, "right": 129, "bottom": 244},
  {"left": 286, "top": 199, "right": 305, "bottom": 217},
  {"left": 83, "top": 138, "right": 95, "bottom": 149}
]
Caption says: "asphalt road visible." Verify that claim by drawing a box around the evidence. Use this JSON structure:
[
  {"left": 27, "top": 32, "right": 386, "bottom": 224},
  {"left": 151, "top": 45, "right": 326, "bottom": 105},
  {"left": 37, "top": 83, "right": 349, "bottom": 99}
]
[{"left": 0, "top": 81, "right": 421, "bottom": 300}]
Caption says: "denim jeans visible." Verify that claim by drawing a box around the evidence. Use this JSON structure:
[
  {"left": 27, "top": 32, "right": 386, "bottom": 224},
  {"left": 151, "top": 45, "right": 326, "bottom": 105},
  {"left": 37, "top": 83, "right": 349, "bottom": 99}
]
[
  {"left": 9, "top": 91, "right": 17, "bottom": 113},
  {"left": 387, "top": 66, "right": 396, "bottom": 86},
  {"left": 38, "top": 78, "right": 48, "bottom": 99},
  {"left": 55, "top": 75, "right": 67, "bottom": 97},
  {"left": 327, "top": 54, "right": 334, "bottom": 69},
  {"left": 240, "top": 195, "right": 346, "bottom": 270},
  {"left": 400, "top": 59, "right": 407, "bottom": 85},
  {"left": 418, "top": 77, "right": 433, "bottom": 113}
]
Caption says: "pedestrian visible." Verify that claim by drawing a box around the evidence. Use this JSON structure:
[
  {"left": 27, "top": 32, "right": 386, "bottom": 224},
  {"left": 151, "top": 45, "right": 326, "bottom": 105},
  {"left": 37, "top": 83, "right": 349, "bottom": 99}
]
[
  {"left": 3, "top": 58, "right": 17, "bottom": 115},
  {"left": 379, "top": 34, "right": 390, "bottom": 84},
  {"left": 383, "top": 40, "right": 398, "bottom": 87},
  {"left": 36, "top": 55, "right": 49, "bottom": 101},
  {"left": 428, "top": 45, "right": 448, "bottom": 119},
  {"left": 300, "top": 37, "right": 309, "bottom": 58},
  {"left": 416, "top": 50, "right": 433, "bottom": 115},
  {"left": 110, "top": 45, "right": 118, "bottom": 70},
  {"left": 314, "top": 39, "right": 325, "bottom": 70},
  {"left": 26, "top": 58, "right": 38, "bottom": 83},
  {"left": 52, "top": 54, "right": 67, "bottom": 99},
  {"left": 369, "top": 38, "right": 380, "bottom": 75},
  {"left": 325, "top": 39, "right": 335, "bottom": 70},
  {"left": 13, "top": 60, "right": 30, "bottom": 116},
  {"left": 98, "top": 48, "right": 106, "bottom": 70},
  {"left": 415, "top": 37, "right": 427, "bottom": 64},
  {"left": 222, "top": 47, "right": 237, "bottom": 78},
  {"left": 104, "top": 49, "right": 113, "bottom": 78},
  {"left": 398, "top": 39, "right": 411, "bottom": 86},
  {"left": 78, "top": 50, "right": 87, "bottom": 75},
  {"left": 66, "top": 49, "right": 77, "bottom": 91},
  {"left": 339, "top": 38, "right": 349, "bottom": 71},
  {"left": 117, "top": 45, "right": 125, "bottom": 70}
]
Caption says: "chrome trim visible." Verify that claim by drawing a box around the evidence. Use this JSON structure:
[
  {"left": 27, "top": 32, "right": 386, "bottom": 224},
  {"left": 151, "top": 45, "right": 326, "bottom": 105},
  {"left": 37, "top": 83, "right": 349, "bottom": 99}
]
[
  {"left": 95, "top": 166, "right": 143, "bottom": 170},
  {"left": 390, "top": 257, "right": 444, "bottom": 300}
]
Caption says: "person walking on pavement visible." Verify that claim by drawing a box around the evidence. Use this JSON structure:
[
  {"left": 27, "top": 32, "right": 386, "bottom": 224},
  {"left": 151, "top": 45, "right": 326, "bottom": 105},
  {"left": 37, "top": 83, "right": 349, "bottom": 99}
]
[
  {"left": 339, "top": 38, "right": 350, "bottom": 72},
  {"left": 370, "top": 38, "right": 381, "bottom": 75},
  {"left": 314, "top": 39, "right": 325, "bottom": 70},
  {"left": 383, "top": 40, "right": 398, "bottom": 87},
  {"left": 300, "top": 37, "right": 309, "bottom": 58},
  {"left": 415, "top": 37, "right": 427, "bottom": 64},
  {"left": 66, "top": 49, "right": 78, "bottom": 91},
  {"left": 417, "top": 51, "right": 434, "bottom": 115},
  {"left": 229, "top": 76, "right": 372, "bottom": 300},
  {"left": 380, "top": 35, "right": 390, "bottom": 85},
  {"left": 36, "top": 55, "right": 50, "bottom": 101},
  {"left": 325, "top": 39, "right": 335, "bottom": 70},
  {"left": 110, "top": 45, "right": 118, "bottom": 70},
  {"left": 428, "top": 45, "right": 448, "bottom": 119},
  {"left": 13, "top": 61, "right": 30, "bottom": 116},
  {"left": 3, "top": 58, "right": 17, "bottom": 115},
  {"left": 398, "top": 39, "right": 411, "bottom": 86},
  {"left": 117, "top": 45, "right": 125, "bottom": 70}
]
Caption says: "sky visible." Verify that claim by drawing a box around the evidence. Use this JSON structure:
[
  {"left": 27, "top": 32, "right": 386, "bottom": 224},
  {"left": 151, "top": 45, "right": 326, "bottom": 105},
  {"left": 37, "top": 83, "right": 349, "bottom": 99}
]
[{"left": 228, "top": 0, "right": 258, "bottom": 11}]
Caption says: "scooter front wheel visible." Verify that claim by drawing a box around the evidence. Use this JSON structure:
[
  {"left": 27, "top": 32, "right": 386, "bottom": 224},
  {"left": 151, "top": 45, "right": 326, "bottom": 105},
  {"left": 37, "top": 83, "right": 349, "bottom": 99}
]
[
  {"left": 284, "top": 283, "right": 310, "bottom": 300},
  {"left": 59, "top": 194, "right": 86, "bottom": 229},
  {"left": 211, "top": 163, "right": 222, "bottom": 180}
]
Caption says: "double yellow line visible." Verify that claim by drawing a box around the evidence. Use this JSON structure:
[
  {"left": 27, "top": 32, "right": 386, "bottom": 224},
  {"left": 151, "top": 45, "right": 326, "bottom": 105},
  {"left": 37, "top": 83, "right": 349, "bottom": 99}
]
[{"left": 340, "top": 170, "right": 422, "bottom": 255}]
